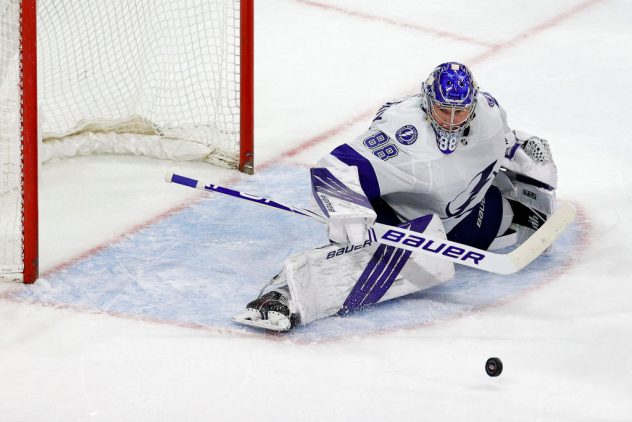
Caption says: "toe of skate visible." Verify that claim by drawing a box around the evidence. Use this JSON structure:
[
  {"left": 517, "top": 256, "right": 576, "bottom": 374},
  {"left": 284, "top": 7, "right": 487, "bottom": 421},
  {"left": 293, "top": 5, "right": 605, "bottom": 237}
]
[{"left": 232, "top": 310, "right": 292, "bottom": 332}]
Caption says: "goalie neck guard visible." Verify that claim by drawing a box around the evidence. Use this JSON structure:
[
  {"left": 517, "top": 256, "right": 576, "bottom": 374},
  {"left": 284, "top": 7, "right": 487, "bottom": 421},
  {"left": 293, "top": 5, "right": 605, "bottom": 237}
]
[{"left": 421, "top": 62, "right": 478, "bottom": 154}]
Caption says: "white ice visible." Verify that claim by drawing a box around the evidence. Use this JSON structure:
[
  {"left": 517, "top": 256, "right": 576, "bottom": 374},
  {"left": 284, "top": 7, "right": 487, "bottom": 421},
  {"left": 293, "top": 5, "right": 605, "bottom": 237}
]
[{"left": 1, "top": 0, "right": 632, "bottom": 420}]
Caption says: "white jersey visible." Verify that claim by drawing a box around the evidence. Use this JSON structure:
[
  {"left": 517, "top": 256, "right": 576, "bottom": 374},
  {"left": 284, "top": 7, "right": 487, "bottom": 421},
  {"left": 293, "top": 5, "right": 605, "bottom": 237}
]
[{"left": 317, "top": 92, "right": 514, "bottom": 232}]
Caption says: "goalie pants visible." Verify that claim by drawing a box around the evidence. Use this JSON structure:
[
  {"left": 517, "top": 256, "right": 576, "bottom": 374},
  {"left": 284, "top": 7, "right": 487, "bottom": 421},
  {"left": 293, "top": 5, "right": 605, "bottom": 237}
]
[{"left": 446, "top": 185, "right": 506, "bottom": 250}]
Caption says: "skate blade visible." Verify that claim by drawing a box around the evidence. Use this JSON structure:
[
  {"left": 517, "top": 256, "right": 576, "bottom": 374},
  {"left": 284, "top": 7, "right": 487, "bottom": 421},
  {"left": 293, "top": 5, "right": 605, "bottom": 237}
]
[{"left": 232, "top": 312, "right": 292, "bottom": 332}]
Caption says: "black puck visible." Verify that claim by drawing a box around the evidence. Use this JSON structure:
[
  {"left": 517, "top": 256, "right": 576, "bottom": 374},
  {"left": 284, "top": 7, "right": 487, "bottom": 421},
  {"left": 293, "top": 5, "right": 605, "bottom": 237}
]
[{"left": 485, "top": 357, "right": 503, "bottom": 377}]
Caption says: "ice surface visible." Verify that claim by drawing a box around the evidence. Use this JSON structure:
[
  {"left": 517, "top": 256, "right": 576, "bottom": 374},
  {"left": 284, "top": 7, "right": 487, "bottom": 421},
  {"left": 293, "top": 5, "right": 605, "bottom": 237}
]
[
  {"left": 10, "top": 164, "right": 585, "bottom": 344},
  {"left": 1, "top": 1, "right": 632, "bottom": 421}
]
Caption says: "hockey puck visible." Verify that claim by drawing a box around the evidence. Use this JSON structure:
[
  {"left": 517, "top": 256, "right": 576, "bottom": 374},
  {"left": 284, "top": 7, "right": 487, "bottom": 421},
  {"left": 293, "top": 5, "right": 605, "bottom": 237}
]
[{"left": 485, "top": 357, "right": 503, "bottom": 377}]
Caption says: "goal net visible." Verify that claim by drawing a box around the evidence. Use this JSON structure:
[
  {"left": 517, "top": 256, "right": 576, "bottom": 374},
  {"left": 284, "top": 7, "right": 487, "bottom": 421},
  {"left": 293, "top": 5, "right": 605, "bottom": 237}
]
[{"left": 1, "top": 0, "right": 253, "bottom": 282}]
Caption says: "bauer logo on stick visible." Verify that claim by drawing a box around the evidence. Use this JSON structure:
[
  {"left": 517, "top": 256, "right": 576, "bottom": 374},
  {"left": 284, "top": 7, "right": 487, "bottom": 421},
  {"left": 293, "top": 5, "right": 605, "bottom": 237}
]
[{"left": 380, "top": 228, "right": 486, "bottom": 265}]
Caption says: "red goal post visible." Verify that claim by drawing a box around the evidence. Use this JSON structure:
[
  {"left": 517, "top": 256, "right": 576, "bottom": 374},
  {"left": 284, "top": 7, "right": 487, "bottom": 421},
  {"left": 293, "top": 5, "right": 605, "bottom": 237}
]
[{"left": 0, "top": 0, "right": 254, "bottom": 283}]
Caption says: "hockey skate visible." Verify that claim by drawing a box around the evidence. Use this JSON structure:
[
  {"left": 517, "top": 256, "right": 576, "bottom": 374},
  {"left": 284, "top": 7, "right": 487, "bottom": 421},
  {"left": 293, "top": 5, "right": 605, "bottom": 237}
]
[{"left": 232, "top": 290, "right": 301, "bottom": 332}]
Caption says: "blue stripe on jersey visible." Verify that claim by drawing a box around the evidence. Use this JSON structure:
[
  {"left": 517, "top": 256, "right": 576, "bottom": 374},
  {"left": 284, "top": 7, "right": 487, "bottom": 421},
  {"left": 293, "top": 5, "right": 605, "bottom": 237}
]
[
  {"left": 330, "top": 144, "right": 381, "bottom": 200},
  {"left": 338, "top": 215, "right": 433, "bottom": 314}
]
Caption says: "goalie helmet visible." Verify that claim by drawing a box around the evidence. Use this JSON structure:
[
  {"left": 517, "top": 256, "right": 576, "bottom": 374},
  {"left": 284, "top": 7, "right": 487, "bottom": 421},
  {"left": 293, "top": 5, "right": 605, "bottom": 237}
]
[{"left": 421, "top": 62, "right": 478, "bottom": 154}]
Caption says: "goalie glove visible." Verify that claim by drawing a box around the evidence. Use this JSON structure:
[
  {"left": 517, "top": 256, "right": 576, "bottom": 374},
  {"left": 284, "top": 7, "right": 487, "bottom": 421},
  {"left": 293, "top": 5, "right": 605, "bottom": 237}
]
[
  {"left": 503, "top": 130, "right": 557, "bottom": 190},
  {"left": 310, "top": 166, "right": 377, "bottom": 245},
  {"left": 498, "top": 131, "right": 558, "bottom": 252}
]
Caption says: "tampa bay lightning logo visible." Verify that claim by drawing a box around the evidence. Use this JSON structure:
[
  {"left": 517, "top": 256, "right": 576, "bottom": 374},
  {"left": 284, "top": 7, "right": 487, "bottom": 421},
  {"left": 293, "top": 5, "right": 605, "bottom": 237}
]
[
  {"left": 481, "top": 91, "right": 499, "bottom": 108},
  {"left": 395, "top": 125, "right": 418, "bottom": 145},
  {"left": 445, "top": 161, "right": 498, "bottom": 218}
]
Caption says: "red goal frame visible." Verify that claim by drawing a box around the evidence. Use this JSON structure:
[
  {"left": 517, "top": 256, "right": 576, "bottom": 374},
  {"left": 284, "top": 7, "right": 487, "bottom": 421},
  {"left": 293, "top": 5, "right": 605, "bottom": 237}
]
[
  {"left": 21, "top": 0, "right": 38, "bottom": 284},
  {"left": 17, "top": 0, "right": 254, "bottom": 283}
]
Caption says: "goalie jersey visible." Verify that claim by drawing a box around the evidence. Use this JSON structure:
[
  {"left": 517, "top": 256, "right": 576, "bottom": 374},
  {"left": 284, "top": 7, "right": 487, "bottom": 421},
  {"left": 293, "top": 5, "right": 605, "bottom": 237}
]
[{"left": 317, "top": 92, "right": 514, "bottom": 233}]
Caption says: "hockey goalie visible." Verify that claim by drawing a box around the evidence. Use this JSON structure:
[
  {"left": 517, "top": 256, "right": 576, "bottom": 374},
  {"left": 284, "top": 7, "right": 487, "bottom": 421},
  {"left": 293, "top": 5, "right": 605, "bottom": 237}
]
[{"left": 234, "top": 62, "right": 560, "bottom": 331}]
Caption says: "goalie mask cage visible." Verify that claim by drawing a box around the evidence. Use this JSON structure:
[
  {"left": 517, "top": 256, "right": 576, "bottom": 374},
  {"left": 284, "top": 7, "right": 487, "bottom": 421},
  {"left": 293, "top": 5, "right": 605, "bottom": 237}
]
[{"left": 0, "top": 0, "right": 254, "bottom": 283}]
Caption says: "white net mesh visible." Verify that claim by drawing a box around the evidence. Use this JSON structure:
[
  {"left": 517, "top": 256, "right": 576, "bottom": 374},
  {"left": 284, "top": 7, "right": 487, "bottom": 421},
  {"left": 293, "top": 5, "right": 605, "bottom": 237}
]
[
  {"left": 1, "top": 0, "right": 243, "bottom": 280},
  {"left": 1, "top": 0, "right": 22, "bottom": 279},
  {"left": 39, "top": 0, "right": 242, "bottom": 166}
]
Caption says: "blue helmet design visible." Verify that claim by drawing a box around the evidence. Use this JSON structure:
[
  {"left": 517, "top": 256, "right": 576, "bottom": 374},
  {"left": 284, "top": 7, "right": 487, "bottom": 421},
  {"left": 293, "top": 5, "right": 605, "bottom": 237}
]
[{"left": 421, "top": 62, "right": 478, "bottom": 154}]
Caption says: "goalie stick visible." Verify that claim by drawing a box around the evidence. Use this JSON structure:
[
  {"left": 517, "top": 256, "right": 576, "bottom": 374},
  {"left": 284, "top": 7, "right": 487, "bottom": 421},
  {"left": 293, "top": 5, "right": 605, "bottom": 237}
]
[{"left": 166, "top": 172, "right": 576, "bottom": 275}]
